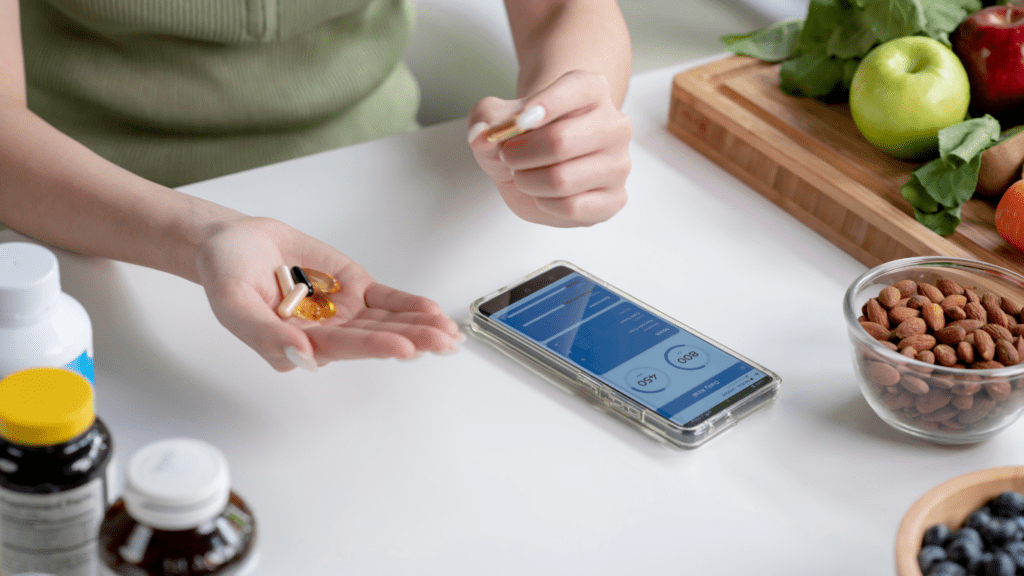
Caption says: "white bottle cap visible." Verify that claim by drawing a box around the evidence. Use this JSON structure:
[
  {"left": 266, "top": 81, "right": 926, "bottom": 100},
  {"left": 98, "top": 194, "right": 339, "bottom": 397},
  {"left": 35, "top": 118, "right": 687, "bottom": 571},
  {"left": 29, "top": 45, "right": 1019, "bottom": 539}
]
[
  {"left": 123, "top": 438, "right": 232, "bottom": 531},
  {"left": 0, "top": 242, "right": 60, "bottom": 326}
]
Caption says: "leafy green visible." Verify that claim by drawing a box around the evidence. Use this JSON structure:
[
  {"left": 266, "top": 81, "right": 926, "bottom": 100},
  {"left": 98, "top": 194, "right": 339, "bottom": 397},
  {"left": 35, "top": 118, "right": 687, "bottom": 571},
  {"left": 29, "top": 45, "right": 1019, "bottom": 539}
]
[
  {"left": 865, "top": 0, "right": 927, "bottom": 42},
  {"left": 722, "top": 0, "right": 1000, "bottom": 237},
  {"left": 901, "top": 116, "right": 1001, "bottom": 235},
  {"left": 722, "top": 0, "right": 982, "bottom": 100},
  {"left": 921, "top": 0, "right": 984, "bottom": 44},
  {"left": 721, "top": 18, "right": 803, "bottom": 62},
  {"left": 779, "top": 49, "right": 846, "bottom": 100}
]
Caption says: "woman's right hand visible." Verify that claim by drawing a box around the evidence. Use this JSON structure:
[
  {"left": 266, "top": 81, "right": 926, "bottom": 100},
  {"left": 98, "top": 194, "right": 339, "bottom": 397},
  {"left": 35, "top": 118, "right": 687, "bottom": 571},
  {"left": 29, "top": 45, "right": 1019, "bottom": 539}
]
[{"left": 194, "top": 216, "right": 464, "bottom": 372}]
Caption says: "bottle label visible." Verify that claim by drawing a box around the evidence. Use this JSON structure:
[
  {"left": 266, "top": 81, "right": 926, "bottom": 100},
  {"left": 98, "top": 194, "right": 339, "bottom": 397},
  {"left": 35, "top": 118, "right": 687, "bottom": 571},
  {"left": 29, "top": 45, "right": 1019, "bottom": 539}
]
[
  {"left": 0, "top": 479, "right": 105, "bottom": 576},
  {"left": 97, "top": 548, "right": 259, "bottom": 576},
  {"left": 64, "top": 350, "right": 94, "bottom": 385}
]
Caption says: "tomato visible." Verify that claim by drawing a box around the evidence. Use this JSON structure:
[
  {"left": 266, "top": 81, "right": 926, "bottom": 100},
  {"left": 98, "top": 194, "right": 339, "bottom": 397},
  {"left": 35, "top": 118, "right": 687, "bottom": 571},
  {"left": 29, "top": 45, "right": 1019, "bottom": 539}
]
[{"left": 996, "top": 180, "right": 1024, "bottom": 252}]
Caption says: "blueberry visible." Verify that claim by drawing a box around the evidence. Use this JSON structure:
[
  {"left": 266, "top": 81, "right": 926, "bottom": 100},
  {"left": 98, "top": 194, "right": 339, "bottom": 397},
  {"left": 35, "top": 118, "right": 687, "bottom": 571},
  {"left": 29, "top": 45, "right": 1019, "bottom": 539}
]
[
  {"left": 983, "top": 550, "right": 1015, "bottom": 576},
  {"left": 927, "top": 560, "right": 967, "bottom": 576},
  {"left": 948, "top": 536, "right": 984, "bottom": 572},
  {"left": 925, "top": 524, "right": 952, "bottom": 547},
  {"left": 988, "top": 492, "right": 1024, "bottom": 518},
  {"left": 919, "top": 544, "right": 948, "bottom": 573},
  {"left": 1003, "top": 541, "right": 1024, "bottom": 569},
  {"left": 951, "top": 527, "right": 984, "bottom": 549},
  {"left": 969, "top": 508, "right": 994, "bottom": 532}
]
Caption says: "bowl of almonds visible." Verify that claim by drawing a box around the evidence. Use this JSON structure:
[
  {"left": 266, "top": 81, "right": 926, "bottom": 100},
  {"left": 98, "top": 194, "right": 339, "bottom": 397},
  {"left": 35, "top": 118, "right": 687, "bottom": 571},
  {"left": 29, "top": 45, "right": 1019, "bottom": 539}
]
[{"left": 844, "top": 257, "right": 1024, "bottom": 444}]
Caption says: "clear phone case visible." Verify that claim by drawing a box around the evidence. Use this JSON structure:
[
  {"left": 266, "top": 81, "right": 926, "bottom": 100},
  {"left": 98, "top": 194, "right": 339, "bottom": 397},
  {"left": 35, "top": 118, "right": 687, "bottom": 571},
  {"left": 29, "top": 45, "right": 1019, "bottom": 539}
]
[{"left": 468, "top": 261, "right": 782, "bottom": 448}]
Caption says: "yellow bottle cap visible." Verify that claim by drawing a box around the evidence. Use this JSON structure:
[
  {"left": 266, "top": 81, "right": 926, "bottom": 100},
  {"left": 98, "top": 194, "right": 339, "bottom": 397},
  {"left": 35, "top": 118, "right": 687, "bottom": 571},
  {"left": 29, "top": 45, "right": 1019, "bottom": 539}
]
[{"left": 0, "top": 368, "right": 95, "bottom": 446}]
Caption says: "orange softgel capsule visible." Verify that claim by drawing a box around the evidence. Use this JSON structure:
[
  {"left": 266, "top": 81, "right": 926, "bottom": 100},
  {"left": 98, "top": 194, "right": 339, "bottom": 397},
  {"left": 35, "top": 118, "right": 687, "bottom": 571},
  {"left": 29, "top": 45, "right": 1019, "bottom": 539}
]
[
  {"left": 292, "top": 292, "right": 336, "bottom": 321},
  {"left": 302, "top": 268, "right": 340, "bottom": 294}
]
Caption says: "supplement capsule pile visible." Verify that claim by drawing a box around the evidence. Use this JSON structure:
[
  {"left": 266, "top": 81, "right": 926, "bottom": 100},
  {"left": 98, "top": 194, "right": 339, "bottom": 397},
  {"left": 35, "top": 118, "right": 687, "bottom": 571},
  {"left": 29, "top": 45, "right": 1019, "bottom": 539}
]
[
  {"left": 276, "top": 265, "right": 339, "bottom": 321},
  {"left": 919, "top": 491, "right": 1024, "bottom": 576}
]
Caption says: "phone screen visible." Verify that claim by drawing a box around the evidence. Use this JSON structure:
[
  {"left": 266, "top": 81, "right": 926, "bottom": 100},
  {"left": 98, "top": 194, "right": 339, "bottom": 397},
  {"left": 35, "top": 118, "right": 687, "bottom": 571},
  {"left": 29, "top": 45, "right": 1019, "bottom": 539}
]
[{"left": 478, "top": 266, "right": 774, "bottom": 427}]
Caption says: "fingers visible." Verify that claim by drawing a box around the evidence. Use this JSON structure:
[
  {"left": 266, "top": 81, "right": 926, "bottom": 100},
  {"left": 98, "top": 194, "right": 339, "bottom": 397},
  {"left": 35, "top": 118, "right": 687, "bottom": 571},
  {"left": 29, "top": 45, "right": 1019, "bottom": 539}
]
[
  {"left": 467, "top": 71, "right": 632, "bottom": 228},
  {"left": 307, "top": 309, "right": 463, "bottom": 361}
]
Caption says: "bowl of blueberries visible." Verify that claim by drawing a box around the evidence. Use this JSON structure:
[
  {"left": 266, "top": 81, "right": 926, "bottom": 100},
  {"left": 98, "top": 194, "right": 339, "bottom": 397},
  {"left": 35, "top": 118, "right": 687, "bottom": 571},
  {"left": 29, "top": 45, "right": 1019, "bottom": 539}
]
[{"left": 897, "top": 466, "right": 1024, "bottom": 576}]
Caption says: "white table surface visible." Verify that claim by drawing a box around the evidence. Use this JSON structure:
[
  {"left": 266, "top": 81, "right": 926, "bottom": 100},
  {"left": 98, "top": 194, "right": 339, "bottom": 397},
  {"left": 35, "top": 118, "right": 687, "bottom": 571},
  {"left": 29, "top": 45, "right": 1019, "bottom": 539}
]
[{"left": 10, "top": 57, "right": 1024, "bottom": 575}]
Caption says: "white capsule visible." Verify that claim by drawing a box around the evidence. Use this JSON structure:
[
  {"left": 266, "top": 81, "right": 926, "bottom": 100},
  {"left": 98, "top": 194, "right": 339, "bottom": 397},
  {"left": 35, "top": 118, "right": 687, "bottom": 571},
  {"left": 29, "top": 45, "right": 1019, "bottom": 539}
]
[
  {"left": 275, "top": 265, "right": 295, "bottom": 297},
  {"left": 277, "top": 285, "right": 308, "bottom": 318}
]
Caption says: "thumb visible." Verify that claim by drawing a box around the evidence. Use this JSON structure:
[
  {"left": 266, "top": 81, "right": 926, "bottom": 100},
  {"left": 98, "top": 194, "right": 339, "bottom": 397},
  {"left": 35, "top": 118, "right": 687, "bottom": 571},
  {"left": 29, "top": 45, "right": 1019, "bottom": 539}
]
[{"left": 467, "top": 97, "right": 524, "bottom": 147}]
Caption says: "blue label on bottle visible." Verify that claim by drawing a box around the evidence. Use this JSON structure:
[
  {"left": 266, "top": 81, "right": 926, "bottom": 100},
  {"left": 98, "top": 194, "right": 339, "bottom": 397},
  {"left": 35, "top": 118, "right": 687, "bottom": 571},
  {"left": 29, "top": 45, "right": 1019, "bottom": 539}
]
[{"left": 65, "top": 350, "right": 94, "bottom": 384}]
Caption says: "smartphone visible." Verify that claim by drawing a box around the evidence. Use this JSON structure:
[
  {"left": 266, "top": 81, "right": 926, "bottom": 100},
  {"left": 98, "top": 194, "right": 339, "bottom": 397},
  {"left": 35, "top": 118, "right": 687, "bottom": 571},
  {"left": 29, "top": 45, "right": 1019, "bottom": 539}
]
[{"left": 468, "top": 261, "right": 781, "bottom": 448}]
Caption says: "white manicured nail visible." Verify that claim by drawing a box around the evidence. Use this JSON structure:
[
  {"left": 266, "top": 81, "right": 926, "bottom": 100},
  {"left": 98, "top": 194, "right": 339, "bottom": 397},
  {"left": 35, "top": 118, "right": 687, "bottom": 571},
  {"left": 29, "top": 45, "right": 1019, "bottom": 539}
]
[
  {"left": 285, "top": 346, "right": 318, "bottom": 372},
  {"left": 516, "top": 106, "right": 545, "bottom": 130},
  {"left": 468, "top": 122, "right": 489, "bottom": 143}
]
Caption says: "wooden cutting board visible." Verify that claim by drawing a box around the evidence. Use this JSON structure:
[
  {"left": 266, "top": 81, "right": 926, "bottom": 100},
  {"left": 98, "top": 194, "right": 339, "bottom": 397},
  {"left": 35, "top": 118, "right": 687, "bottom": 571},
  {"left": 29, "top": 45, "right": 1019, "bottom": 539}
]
[{"left": 667, "top": 55, "right": 1024, "bottom": 274}]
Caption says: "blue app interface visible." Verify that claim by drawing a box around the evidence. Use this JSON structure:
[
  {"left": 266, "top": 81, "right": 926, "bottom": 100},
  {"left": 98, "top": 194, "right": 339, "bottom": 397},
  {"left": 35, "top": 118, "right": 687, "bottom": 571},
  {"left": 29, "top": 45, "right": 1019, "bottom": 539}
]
[{"left": 492, "top": 273, "right": 769, "bottom": 426}]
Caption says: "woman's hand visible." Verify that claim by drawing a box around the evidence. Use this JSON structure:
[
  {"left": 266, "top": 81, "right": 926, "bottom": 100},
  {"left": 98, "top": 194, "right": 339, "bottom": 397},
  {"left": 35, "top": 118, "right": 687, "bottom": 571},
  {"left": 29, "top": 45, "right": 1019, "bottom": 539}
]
[
  {"left": 194, "top": 217, "right": 464, "bottom": 372},
  {"left": 467, "top": 70, "right": 632, "bottom": 228}
]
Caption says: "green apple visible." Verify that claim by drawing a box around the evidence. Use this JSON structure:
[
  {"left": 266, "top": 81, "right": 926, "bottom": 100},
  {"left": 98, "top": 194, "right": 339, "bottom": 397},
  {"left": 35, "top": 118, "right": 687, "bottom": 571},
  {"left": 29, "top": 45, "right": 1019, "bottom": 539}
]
[{"left": 849, "top": 36, "right": 971, "bottom": 160}]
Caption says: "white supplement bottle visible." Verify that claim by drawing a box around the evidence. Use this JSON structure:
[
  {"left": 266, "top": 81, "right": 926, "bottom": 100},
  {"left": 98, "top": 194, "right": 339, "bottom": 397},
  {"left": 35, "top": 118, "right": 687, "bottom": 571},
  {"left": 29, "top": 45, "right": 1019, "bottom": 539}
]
[{"left": 0, "top": 242, "right": 94, "bottom": 383}]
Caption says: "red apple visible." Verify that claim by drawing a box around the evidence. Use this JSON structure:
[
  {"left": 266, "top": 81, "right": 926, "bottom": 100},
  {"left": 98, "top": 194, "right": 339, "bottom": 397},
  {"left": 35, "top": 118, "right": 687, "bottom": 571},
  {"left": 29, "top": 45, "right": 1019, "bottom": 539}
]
[{"left": 951, "top": 4, "right": 1024, "bottom": 115}]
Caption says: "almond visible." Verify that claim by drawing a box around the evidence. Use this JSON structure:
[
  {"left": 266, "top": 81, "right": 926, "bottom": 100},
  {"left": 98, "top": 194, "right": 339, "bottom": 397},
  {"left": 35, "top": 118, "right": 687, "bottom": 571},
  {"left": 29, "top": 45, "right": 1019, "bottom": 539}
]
[
  {"left": 974, "top": 330, "right": 996, "bottom": 361},
  {"left": 940, "top": 294, "right": 969, "bottom": 309},
  {"left": 998, "top": 339, "right": 1020, "bottom": 365},
  {"left": 889, "top": 306, "right": 921, "bottom": 324},
  {"left": 894, "top": 279, "right": 918, "bottom": 298},
  {"left": 878, "top": 286, "right": 902, "bottom": 309},
  {"left": 957, "top": 341, "right": 975, "bottom": 365},
  {"left": 985, "top": 381, "right": 1012, "bottom": 401},
  {"left": 921, "top": 303, "right": 945, "bottom": 331},
  {"left": 933, "top": 344, "right": 958, "bottom": 366},
  {"left": 918, "top": 283, "right": 945, "bottom": 303},
  {"left": 863, "top": 361, "right": 900, "bottom": 387},
  {"left": 892, "top": 317, "right": 927, "bottom": 340},
  {"left": 860, "top": 321, "right": 891, "bottom": 342},
  {"left": 901, "top": 374, "right": 930, "bottom": 395},
  {"left": 865, "top": 298, "right": 889, "bottom": 328},
  {"left": 934, "top": 326, "right": 966, "bottom": 345},
  {"left": 982, "top": 323, "right": 1014, "bottom": 343},
  {"left": 937, "top": 278, "right": 964, "bottom": 296},
  {"left": 964, "top": 301, "right": 988, "bottom": 322},
  {"left": 899, "top": 334, "right": 936, "bottom": 352}
]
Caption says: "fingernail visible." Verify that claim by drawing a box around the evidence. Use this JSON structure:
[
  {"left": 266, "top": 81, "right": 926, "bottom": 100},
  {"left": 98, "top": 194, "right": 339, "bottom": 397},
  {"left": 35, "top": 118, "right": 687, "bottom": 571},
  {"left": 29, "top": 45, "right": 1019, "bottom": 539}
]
[
  {"left": 498, "top": 148, "right": 507, "bottom": 164},
  {"left": 433, "top": 346, "right": 459, "bottom": 357},
  {"left": 285, "top": 346, "right": 318, "bottom": 372},
  {"left": 398, "top": 351, "right": 424, "bottom": 362},
  {"left": 468, "top": 121, "right": 489, "bottom": 143},
  {"left": 516, "top": 106, "right": 545, "bottom": 130},
  {"left": 454, "top": 332, "right": 467, "bottom": 343}
]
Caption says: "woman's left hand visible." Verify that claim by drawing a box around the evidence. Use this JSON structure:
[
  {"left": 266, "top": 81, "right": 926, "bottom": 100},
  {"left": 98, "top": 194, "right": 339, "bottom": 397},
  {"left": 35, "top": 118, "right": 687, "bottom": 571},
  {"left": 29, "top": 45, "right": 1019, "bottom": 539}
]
[{"left": 467, "top": 70, "right": 632, "bottom": 228}]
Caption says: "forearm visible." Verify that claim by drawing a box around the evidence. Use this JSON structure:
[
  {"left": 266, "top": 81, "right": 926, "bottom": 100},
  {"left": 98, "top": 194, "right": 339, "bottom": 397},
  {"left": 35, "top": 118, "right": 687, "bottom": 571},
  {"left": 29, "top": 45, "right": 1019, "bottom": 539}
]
[
  {"left": 0, "top": 102, "right": 243, "bottom": 283},
  {"left": 504, "top": 0, "right": 632, "bottom": 106}
]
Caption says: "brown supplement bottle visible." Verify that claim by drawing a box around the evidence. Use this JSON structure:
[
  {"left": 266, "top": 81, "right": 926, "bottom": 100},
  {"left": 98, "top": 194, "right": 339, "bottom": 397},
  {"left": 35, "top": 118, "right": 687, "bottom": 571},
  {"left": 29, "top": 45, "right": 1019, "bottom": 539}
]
[{"left": 97, "top": 438, "right": 258, "bottom": 576}]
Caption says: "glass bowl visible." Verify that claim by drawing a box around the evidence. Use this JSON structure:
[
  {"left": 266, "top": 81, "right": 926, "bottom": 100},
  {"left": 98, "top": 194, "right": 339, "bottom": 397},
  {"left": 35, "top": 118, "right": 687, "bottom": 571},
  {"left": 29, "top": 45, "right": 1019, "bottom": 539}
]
[{"left": 844, "top": 257, "right": 1024, "bottom": 444}]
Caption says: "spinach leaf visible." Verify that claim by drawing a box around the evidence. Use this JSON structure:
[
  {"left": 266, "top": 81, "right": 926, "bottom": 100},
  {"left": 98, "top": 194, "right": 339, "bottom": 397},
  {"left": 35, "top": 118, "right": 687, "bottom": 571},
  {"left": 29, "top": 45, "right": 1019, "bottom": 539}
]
[
  {"left": 722, "top": 18, "right": 804, "bottom": 62},
  {"left": 826, "top": 11, "right": 878, "bottom": 58},
  {"left": 920, "top": 0, "right": 982, "bottom": 45},
  {"left": 778, "top": 48, "right": 847, "bottom": 99},
  {"left": 901, "top": 116, "right": 1001, "bottom": 235},
  {"left": 864, "top": 0, "right": 927, "bottom": 42}
]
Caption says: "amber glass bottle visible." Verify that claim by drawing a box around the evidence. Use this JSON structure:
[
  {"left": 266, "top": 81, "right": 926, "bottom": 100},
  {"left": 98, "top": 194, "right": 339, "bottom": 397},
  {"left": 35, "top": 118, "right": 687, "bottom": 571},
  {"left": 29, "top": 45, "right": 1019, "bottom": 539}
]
[{"left": 97, "top": 438, "right": 258, "bottom": 576}]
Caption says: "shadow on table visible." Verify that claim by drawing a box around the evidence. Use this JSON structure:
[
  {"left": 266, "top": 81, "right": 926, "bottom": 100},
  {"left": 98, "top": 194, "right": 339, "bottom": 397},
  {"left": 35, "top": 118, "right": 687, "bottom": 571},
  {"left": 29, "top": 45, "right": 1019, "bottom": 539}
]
[
  {"left": 462, "top": 329, "right": 697, "bottom": 461},
  {"left": 826, "top": 392, "right": 979, "bottom": 452}
]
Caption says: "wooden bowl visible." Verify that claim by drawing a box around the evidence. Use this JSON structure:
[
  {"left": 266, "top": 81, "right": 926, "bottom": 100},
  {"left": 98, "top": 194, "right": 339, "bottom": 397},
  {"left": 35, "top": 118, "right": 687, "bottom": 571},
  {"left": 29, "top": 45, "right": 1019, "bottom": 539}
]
[{"left": 896, "top": 466, "right": 1024, "bottom": 576}]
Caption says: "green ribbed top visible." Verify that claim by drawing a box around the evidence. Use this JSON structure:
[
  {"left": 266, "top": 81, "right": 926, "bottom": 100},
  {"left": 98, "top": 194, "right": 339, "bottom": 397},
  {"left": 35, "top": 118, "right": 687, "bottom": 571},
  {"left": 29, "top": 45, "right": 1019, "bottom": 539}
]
[{"left": 20, "top": 0, "right": 420, "bottom": 187}]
